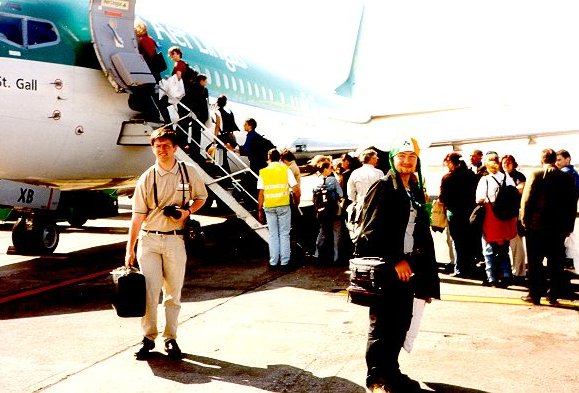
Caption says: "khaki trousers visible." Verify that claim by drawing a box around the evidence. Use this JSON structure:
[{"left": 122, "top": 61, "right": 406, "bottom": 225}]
[
  {"left": 137, "top": 232, "right": 187, "bottom": 341},
  {"left": 510, "top": 234, "right": 527, "bottom": 276}
]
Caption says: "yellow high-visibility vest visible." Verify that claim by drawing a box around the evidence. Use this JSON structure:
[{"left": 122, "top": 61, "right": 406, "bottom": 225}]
[{"left": 260, "top": 162, "right": 290, "bottom": 208}]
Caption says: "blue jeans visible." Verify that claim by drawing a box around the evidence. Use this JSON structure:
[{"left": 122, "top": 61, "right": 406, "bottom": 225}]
[
  {"left": 482, "top": 236, "right": 511, "bottom": 283},
  {"left": 315, "top": 218, "right": 342, "bottom": 263},
  {"left": 264, "top": 205, "right": 292, "bottom": 266}
]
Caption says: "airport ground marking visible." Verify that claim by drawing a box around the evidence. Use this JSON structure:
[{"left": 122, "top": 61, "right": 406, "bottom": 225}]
[{"left": 0, "top": 269, "right": 112, "bottom": 304}]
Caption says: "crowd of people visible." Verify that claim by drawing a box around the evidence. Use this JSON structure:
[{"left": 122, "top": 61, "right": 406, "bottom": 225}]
[
  {"left": 438, "top": 147, "right": 578, "bottom": 299},
  {"left": 130, "top": 21, "right": 578, "bottom": 393}
]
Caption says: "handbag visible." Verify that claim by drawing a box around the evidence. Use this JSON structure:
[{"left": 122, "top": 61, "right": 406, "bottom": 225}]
[
  {"left": 430, "top": 199, "right": 447, "bottom": 231},
  {"left": 469, "top": 203, "right": 486, "bottom": 226},
  {"left": 111, "top": 266, "right": 146, "bottom": 318},
  {"left": 151, "top": 51, "right": 167, "bottom": 73}
]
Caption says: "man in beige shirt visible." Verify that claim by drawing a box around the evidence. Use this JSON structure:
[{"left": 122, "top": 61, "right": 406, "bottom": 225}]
[{"left": 126, "top": 128, "right": 207, "bottom": 360}]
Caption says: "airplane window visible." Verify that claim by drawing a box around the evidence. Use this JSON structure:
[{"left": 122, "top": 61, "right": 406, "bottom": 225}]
[
  {"left": 261, "top": 86, "right": 266, "bottom": 100},
  {"left": 246, "top": 81, "right": 252, "bottom": 96},
  {"left": 268, "top": 89, "right": 273, "bottom": 101},
  {"left": 213, "top": 70, "right": 221, "bottom": 87},
  {"left": 230, "top": 76, "right": 237, "bottom": 92},
  {"left": 27, "top": 19, "right": 58, "bottom": 46},
  {"left": 238, "top": 78, "right": 244, "bottom": 94},
  {"left": 222, "top": 73, "right": 229, "bottom": 89},
  {"left": 254, "top": 83, "right": 260, "bottom": 98},
  {"left": 0, "top": 14, "right": 23, "bottom": 46},
  {"left": 279, "top": 92, "right": 285, "bottom": 105},
  {"left": 205, "top": 68, "right": 212, "bottom": 84}
]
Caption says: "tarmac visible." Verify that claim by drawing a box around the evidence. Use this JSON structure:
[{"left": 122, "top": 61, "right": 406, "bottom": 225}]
[{"left": 0, "top": 209, "right": 578, "bottom": 393}]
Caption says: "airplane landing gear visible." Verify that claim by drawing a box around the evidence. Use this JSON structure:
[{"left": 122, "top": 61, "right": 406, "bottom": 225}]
[{"left": 12, "top": 216, "right": 60, "bottom": 255}]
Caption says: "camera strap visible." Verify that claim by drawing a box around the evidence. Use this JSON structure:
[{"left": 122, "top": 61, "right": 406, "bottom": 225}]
[{"left": 153, "top": 162, "right": 186, "bottom": 208}]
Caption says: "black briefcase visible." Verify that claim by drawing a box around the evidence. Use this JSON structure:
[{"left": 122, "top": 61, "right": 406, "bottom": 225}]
[
  {"left": 111, "top": 266, "right": 146, "bottom": 318},
  {"left": 347, "top": 257, "right": 386, "bottom": 306}
]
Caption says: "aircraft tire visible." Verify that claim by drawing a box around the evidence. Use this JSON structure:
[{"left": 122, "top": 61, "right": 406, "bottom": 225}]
[
  {"left": 68, "top": 211, "right": 88, "bottom": 228},
  {"left": 12, "top": 218, "right": 59, "bottom": 255}
]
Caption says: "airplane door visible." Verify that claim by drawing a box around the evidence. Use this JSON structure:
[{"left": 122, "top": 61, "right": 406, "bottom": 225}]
[{"left": 89, "top": 0, "right": 155, "bottom": 92}]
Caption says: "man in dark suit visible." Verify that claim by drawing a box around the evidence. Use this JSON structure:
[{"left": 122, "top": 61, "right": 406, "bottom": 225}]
[{"left": 520, "top": 149, "right": 578, "bottom": 305}]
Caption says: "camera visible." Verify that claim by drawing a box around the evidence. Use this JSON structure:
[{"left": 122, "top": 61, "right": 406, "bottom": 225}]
[{"left": 162, "top": 205, "right": 182, "bottom": 219}]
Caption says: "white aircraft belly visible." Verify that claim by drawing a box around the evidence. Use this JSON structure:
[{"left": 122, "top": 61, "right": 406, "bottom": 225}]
[{"left": 0, "top": 59, "right": 154, "bottom": 189}]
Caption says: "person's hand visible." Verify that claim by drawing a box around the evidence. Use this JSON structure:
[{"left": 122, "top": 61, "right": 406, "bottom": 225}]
[
  {"left": 175, "top": 208, "right": 190, "bottom": 223},
  {"left": 257, "top": 209, "right": 265, "bottom": 224},
  {"left": 125, "top": 249, "right": 136, "bottom": 267},
  {"left": 394, "top": 260, "right": 413, "bottom": 282}
]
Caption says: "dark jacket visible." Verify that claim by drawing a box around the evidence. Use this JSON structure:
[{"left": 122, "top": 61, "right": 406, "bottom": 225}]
[
  {"left": 439, "top": 164, "right": 477, "bottom": 217},
  {"left": 520, "top": 165, "right": 577, "bottom": 235},
  {"left": 240, "top": 131, "right": 268, "bottom": 173},
  {"left": 357, "top": 171, "right": 440, "bottom": 299}
]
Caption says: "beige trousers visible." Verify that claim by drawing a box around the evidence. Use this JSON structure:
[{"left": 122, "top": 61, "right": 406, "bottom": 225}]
[
  {"left": 137, "top": 232, "right": 187, "bottom": 341},
  {"left": 510, "top": 234, "right": 527, "bottom": 276}
]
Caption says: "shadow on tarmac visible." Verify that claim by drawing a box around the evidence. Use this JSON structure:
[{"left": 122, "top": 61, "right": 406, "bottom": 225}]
[
  {"left": 0, "top": 218, "right": 353, "bottom": 320},
  {"left": 142, "top": 353, "right": 367, "bottom": 392},
  {"left": 423, "top": 382, "right": 490, "bottom": 392}
]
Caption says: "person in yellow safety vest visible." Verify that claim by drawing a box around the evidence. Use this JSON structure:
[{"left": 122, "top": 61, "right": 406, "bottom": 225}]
[{"left": 257, "top": 148, "right": 301, "bottom": 269}]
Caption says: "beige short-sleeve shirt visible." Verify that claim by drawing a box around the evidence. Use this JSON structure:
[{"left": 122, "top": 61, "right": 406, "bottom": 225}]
[{"left": 133, "top": 161, "right": 208, "bottom": 231}]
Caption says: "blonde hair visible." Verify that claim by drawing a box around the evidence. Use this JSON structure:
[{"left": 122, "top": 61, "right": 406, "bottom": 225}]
[{"left": 134, "top": 19, "right": 148, "bottom": 37}]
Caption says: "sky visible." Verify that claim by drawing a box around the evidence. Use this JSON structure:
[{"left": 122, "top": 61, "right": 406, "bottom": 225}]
[{"left": 357, "top": 0, "right": 579, "bottom": 114}]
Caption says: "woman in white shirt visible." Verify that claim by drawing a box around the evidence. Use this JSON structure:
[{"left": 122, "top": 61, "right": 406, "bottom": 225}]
[{"left": 475, "top": 152, "right": 518, "bottom": 287}]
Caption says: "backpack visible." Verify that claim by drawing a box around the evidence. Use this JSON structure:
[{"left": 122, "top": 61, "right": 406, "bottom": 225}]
[
  {"left": 491, "top": 176, "right": 520, "bottom": 220},
  {"left": 253, "top": 134, "right": 275, "bottom": 164},
  {"left": 182, "top": 62, "right": 198, "bottom": 89},
  {"left": 313, "top": 178, "right": 337, "bottom": 221},
  {"left": 257, "top": 135, "right": 275, "bottom": 154}
]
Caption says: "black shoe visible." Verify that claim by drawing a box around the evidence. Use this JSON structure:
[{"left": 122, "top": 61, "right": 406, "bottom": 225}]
[
  {"left": 450, "top": 272, "right": 467, "bottom": 278},
  {"left": 164, "top": 339, "right": 183, "bottom": 360},
  {"left": 521, "top": 295, "right": 540, "bottom": 305},
  {"left": 546, "top": 296, "right": 559, "bottom": 305},
  {"left": 135, "top": 337, "right": 155, "bottom": 360},
  {"left": 497, "top": 278, "right": 511, "bottom": 288}
]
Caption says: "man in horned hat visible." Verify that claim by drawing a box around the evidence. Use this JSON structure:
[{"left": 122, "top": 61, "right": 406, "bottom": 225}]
[{"left": 356, "top": 136, "right": 440, "bottom": 393}]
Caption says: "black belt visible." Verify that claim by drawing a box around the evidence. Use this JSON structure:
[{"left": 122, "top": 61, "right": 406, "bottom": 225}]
[{"left": 143, "top": 229, "right": 184, "bottom": 235}]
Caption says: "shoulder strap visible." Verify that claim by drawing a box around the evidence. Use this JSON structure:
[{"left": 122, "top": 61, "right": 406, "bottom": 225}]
[
  {"left": 179, "top": 162, "right": 189, "bottom": 207},
  {"left": 153, "top": 169, "right": 158, "bottom": 208}
]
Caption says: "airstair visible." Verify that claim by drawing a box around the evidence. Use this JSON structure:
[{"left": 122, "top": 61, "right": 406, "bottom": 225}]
[
  {"left": 88, "top": 0, "right": 268, "bottom": 243},
  {"left": 118, "top": 102, "right": 269, "bottom": 244},
  {"left": 172, "top": 108, "right": 269, "bottom": 243}
]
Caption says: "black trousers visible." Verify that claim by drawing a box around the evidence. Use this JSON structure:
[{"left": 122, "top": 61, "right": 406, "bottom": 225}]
[
  {"left": 448, "top": 212, "right": 478, "bottom": 274},
  {"left": 525, "top": 230, "right": 567, "bottom": 301},
  {"left": 366, "top": 280, "right": 414, "bottom": 387}
]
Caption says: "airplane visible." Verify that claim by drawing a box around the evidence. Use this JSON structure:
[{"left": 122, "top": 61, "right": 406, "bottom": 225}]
[{"left": 0, "top": 0, "right": 577, "bottom": 255}]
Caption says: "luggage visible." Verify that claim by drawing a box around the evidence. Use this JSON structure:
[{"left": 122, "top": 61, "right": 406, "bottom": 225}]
[
  {"left": 347, "top": 257, "right": 386, "bottom": 306},
  {"left": 111, "top": 266, "right": 146, "bottom": 318}
]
